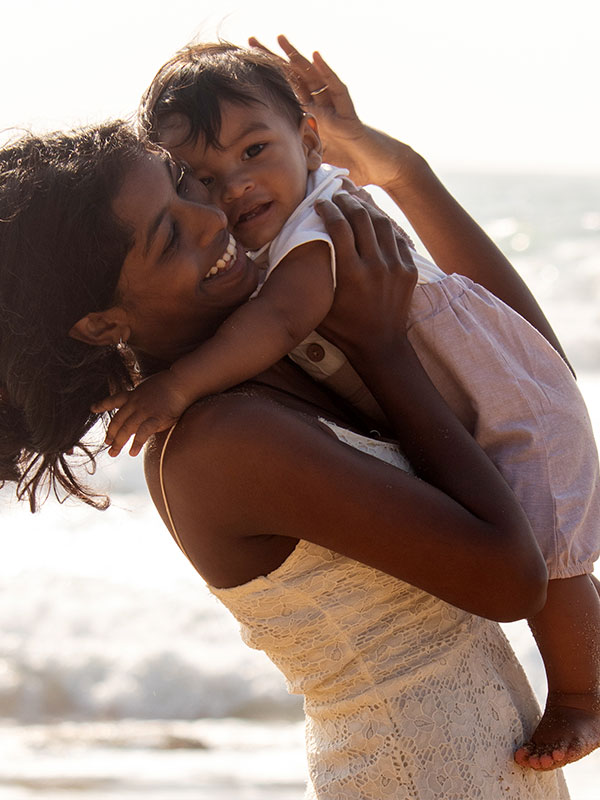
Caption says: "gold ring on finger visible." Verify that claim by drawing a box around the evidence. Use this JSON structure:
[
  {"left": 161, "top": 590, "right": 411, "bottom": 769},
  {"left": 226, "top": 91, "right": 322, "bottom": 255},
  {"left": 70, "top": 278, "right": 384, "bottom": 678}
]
[{"left": 310, "top": 85, "right": 329, "bottom": 96}]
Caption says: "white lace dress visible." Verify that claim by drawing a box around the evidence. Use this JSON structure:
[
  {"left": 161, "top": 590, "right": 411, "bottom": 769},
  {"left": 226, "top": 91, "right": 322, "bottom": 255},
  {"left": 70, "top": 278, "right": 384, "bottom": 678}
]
[{"left": 207, "top": 421, "right": 570, "bottom": 799}]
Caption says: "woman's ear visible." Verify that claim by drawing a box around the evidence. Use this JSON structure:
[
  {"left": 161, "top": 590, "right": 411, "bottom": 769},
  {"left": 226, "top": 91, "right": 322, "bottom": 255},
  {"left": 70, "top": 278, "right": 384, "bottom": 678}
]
[
  {"left": 301, "top": 114, "right": 323, "bottom": 172},
  {"left": 68, "top": 307, "right": 131, "bottom": 347}
]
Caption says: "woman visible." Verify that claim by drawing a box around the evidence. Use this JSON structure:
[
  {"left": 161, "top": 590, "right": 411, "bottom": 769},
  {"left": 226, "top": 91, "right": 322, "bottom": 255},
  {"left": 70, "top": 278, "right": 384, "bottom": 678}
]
[{"left": 0, "top": 81, "right": 569, "bottom": 800}]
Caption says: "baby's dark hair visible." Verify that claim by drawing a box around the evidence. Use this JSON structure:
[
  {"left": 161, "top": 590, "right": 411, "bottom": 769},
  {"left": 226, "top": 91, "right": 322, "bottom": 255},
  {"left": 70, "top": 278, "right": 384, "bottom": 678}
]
[
  {"left": 0, "top": 122, "right": 147, "bottom": 510},
  {"left": 139, "top": 41, "right": 305, "bottom": 149}
]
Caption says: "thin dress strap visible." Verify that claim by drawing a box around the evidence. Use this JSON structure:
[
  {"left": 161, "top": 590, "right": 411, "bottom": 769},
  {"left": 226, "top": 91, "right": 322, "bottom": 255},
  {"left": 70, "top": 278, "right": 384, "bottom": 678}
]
[{"left": 158, "top": 424, "right": 190, "bottom": 560}]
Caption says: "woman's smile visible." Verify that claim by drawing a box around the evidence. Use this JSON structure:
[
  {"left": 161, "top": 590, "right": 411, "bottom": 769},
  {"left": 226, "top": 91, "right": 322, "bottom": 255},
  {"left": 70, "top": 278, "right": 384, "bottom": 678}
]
[
  {"left": 203, "top": 233, "right": 237, "bottom": 279},
  {"left": 111, "top": 153, "right": 259, "bottom": 357},
  {"left": 199, "top": 235, "right": 254, "bottom": 293}
]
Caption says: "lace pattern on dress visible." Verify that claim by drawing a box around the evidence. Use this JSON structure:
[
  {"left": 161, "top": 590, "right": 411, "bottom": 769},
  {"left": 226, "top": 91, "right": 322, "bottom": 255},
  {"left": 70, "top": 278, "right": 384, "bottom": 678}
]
[{"left": 206, "top": 422, "right": 569, "bottom": 799}]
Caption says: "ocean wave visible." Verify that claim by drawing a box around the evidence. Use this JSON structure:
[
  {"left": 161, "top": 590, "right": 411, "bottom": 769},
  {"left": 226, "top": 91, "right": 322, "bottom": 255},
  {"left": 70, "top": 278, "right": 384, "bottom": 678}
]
[{"left": 0, "top": 569, "right": 302, "bottom": 723}]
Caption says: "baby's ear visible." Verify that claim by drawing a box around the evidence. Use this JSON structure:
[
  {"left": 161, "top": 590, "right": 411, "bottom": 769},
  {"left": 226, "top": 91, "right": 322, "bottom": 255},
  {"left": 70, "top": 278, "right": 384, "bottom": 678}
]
[{"left": 301, "top": 114, "right": 322, "bottom": 171}]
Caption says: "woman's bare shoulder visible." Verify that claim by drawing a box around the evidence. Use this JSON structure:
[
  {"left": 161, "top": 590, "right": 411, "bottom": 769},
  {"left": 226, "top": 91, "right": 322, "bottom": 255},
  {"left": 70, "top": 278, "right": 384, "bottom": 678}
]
[
  {"left": 143, "top": 389, "right": 335, "bottom": 587},
  {"left": 146, "top": 389, "right": 323, "bottom": 469},
  {"left": 144, "top": 389, "right": 331, "bottom": 520}
]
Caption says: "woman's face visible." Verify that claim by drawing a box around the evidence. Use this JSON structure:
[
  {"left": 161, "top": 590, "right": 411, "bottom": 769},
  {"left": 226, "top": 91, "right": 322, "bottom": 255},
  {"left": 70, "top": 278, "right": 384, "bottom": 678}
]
[{"left": 113, "top": 151, "right": 259, "bottom": 360}]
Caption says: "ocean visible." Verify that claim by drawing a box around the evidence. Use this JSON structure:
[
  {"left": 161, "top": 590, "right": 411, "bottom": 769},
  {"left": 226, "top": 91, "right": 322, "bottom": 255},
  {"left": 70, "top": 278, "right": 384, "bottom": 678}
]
[{"left": 1, "top": 172, "right": 599, "bottom": 798}]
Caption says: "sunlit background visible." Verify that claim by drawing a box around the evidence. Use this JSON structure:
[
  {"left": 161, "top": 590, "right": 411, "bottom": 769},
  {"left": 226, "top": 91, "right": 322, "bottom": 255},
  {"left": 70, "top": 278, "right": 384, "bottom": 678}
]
[
  {"left": 1, "top": 0, "right": 599, "bottom": 174},
  {"left": 1, "top": 1, "right": 599, "bottom": 798}
]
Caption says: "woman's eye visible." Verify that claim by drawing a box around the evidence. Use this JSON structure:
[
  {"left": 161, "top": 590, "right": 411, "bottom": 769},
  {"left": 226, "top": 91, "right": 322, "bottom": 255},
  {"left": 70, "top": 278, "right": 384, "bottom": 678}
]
[
  {"left": 164, "top": 220, "right": 180, "bottom": 256},
  {"left": 175, "top": 166, "right": 189, "bottom": 195},
  {"left": 243, "top": 143, "right": 265, "bottom": 159},
  {"left": 198, "top": 176, "right": 214, "bottom": 187}
]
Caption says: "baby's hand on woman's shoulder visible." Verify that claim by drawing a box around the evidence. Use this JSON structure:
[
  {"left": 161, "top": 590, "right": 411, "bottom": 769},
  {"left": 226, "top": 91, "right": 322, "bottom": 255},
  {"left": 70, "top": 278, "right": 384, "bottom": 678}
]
[{"left": 91, "top": 370, "right": 191, "bottom": 457}]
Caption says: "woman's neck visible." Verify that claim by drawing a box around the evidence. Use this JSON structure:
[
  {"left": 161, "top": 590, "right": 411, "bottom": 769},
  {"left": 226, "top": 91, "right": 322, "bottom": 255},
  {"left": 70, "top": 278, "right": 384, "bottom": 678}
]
[{"left": 248, "top": 359, "right": 371, "bottom": 432}]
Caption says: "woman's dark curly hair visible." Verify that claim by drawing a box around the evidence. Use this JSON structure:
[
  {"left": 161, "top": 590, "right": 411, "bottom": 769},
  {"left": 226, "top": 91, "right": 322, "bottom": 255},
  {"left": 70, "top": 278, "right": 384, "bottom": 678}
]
[{"left": 0, "top": 121, "right": 148, "bottom": 510}]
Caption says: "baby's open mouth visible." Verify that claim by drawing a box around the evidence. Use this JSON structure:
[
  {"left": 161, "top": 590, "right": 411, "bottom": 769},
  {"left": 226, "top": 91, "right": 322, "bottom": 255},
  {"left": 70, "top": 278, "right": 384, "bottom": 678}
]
[
  {"left": 236, "top": 202, "right": 272, "bottom": 226},
  {"left": 204, "top": 234, "right": 237, "bottom": 279}
]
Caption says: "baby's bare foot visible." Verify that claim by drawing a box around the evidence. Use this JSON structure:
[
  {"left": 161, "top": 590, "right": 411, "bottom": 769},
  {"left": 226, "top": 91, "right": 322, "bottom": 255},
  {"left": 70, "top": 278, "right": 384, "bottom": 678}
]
[{"left": 515, "top": 693, "right": 600, "bottom": 770}]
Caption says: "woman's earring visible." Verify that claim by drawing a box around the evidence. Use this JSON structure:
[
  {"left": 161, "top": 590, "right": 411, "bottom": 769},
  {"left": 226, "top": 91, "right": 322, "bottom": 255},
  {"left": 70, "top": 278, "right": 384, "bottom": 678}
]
[{"left": 117, "top": 337, "right": 127, "bottom": 349}]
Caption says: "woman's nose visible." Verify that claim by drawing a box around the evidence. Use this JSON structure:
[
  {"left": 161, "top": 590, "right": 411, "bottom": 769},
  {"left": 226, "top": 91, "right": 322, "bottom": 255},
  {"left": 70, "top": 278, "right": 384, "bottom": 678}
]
[{"left": 192, "top": 203, "right": 229, "bottom": 247}]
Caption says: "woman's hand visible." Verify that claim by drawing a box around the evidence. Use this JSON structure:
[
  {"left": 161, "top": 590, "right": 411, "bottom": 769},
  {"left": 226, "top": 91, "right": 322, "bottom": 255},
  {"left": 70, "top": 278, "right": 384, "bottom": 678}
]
[
  {"left": 315, "top": 193, "right": 417, "bottom": 368},
  {"left": 248, "top": 35, "right": 421, "bottom": 192},
  {"left": 257, "top": 38, "right": 570, "bottom": 366}
]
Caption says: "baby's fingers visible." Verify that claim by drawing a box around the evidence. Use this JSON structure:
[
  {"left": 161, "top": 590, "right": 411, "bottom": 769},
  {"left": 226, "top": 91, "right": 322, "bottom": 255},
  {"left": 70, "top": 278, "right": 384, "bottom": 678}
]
[
  {"left": 104, "top": 402, "right": 139, "bottom": 449},
  {"left": 128, "top": 418, "right": 164, "bottom": 458},
  {"left": 106, "top": 410, "right": 154, "bottom": 458},
  {"left": 91, "top": 391, "right": 131, "bottom": 414}
]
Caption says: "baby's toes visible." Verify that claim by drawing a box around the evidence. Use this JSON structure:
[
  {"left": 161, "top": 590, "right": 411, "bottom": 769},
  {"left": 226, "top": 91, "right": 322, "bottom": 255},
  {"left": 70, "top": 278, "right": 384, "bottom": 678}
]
[
  {"left": 551, "top": 747, "right": 567, "bottom": 765},
  {"left": 514, "top": 745, "right": 532, "bottom": 767},
  {"left": 538, "top": 752, "right": 556, "bottom": 770},
  {"left": 527, "top": 753, "right": 542, "bottom": 770}
]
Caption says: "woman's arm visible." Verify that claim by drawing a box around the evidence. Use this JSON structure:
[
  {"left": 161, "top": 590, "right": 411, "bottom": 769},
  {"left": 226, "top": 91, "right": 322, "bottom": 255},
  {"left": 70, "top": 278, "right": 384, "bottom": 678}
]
[
  {"left": 372, "top": 153, "right": 572, "bottom": 369},
  {"left": 148, "top": 199, "right": 547, "bottom": 623},
  {"left": 263, "top": 36, "right": 570, "bottom": 368}
]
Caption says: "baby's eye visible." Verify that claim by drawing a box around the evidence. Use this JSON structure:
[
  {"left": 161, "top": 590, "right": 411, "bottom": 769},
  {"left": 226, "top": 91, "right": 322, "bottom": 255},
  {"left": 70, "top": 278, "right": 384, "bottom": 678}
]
[{"left": 243, "top": 143, "right": 266, "bottom": 159}]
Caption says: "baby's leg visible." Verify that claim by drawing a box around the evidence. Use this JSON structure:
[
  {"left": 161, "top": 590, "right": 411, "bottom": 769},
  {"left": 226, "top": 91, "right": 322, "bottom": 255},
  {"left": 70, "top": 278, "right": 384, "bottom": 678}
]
[{"left": 515, "top": 573, "right": 600, "bottom": 770}]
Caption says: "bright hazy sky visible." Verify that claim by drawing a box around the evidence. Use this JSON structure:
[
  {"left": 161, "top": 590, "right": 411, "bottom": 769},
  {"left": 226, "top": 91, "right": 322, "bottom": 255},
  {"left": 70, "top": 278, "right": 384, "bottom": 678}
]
[{"left": 1, "top": 0, "right": 599, "bottom": 173}]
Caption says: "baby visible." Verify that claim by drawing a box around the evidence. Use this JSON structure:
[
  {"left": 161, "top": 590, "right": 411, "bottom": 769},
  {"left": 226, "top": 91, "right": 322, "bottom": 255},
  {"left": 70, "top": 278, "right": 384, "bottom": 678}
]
[{"left": 96, "top": 41, "right": 600, "bottom": 769}]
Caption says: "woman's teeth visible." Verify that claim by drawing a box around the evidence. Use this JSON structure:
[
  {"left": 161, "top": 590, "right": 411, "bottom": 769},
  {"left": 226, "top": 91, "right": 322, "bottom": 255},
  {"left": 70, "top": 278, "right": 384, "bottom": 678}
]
[{"left": 205, "top": 234, "right": 236, "bottom": 279}]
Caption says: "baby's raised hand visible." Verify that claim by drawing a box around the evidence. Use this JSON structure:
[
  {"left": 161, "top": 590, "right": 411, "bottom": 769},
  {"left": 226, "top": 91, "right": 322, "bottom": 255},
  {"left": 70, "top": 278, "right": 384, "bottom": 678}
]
[
  {"left": 91, "top": 370, "right": 191, "bottom": 457},
  {"left": 249, "top": 35, "right": 414, "bottom": 192}
]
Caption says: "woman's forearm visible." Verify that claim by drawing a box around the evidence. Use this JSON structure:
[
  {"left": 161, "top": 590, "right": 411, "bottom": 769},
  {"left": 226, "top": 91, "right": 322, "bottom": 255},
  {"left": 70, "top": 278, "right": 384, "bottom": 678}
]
[
  {"left": 315, "top": 191, "right": 546, "bottom": 620},
  {"left": 269, "top": 41, "right": 568, "bottom": 365},
  {"left": 341, "top": 330, "right": 547, "bottom": 621},
  {"left": 349, "top": 335, "right": 518, "bottom": 521},
  {"left": 380, "top": 143, "right": 571, "bottom": 367}
]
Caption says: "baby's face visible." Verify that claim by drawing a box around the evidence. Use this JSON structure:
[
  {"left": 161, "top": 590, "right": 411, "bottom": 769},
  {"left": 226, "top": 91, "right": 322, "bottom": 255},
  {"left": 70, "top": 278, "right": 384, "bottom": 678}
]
[{"left": 159, "top": 100, "right": 322, "bottom": 252}]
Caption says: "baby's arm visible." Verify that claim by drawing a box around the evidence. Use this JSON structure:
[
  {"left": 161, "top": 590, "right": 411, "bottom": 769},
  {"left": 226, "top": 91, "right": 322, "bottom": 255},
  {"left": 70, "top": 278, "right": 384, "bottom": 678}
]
[
  {"left": 96, "top": 240, "right": 334, "bottom": 456},
  {"left": 514, "top": 573, "right": 600, "bottom": 770},
  {"left": 171, "top": 239, "right": 334, "bottom": 391}
]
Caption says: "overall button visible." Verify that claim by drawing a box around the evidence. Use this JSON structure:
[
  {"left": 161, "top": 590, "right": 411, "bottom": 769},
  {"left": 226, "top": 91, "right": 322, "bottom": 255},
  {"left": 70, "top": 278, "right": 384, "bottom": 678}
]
[{"left": 306, "top": 343, "right": 325, "bottom": 362}]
